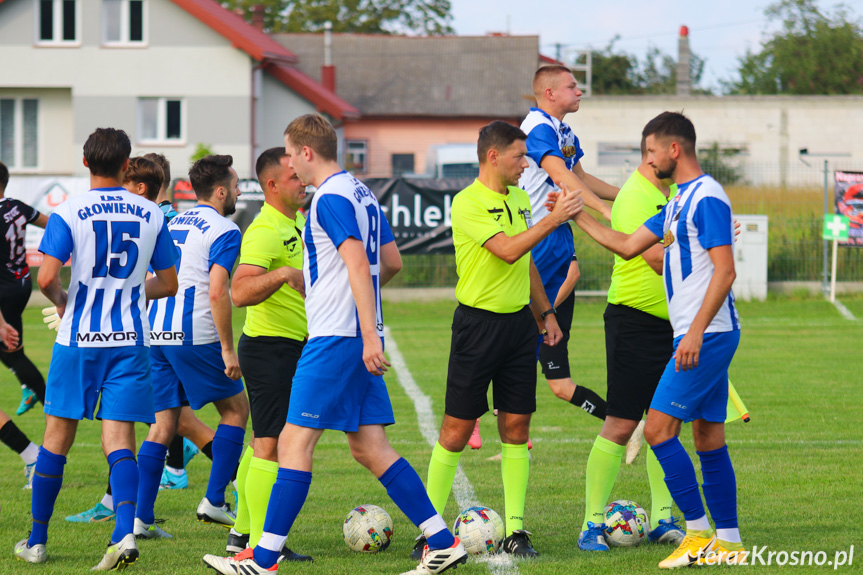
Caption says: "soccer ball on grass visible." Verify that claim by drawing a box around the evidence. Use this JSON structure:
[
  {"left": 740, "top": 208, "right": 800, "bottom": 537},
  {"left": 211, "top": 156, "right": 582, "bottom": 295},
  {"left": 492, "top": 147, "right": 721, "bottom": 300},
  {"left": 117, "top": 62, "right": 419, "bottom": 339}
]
[
  {"left": 603, "top": 500, "right": 650, "bottom": 547},
  {"left": 452, "top": 506, "right": 505, "bottom": 555},
  {"left": 343, "top": 504, "right": 393, "bottom": 552}
]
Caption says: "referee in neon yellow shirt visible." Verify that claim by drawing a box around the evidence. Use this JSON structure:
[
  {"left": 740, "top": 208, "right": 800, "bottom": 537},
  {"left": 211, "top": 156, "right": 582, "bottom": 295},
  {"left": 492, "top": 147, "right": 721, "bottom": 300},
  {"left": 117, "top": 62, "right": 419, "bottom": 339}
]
[
  {"left": 228, "top": 148, "right": 310, "bottom": 562},
  {"left": 421, "top": 121, "right": 583, "bottom": 558},
  {"left": 577, "top": 137, "right": 686, "bottom": 551}
]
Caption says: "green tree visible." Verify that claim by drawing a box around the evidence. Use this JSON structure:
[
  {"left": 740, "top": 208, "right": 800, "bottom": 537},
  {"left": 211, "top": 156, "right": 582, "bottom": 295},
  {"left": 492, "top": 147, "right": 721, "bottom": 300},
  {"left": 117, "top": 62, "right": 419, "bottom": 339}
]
[
  {"left": 191, "top": 143, "right": 215, "bottom": 163},
  {"left": 589, "top": 41, "right": 707, "bottom": 95},
  {"left": 222, "top": 0, "right": 453, "bottom": 35},
  {"left": 698, "top": 142, "right": 744, "bottom": 185},
  {"left": 725, "top": 0, "right": 863, "bottom": 94}
]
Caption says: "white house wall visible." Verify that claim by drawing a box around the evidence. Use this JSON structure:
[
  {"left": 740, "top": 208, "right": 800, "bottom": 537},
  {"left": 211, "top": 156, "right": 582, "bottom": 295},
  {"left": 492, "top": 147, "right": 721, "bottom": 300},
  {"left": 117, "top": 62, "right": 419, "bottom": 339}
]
[{"left": 569, "top": 96, "right": 863, "bottom": 186}]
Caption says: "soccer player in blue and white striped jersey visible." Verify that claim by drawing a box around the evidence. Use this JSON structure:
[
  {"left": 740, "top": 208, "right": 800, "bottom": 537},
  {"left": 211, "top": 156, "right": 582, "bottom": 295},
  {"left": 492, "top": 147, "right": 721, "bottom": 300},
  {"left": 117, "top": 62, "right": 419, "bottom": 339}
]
[
  {"left": 141, "top": 155, "right": 249, "bottom": 535},
  {"left": 15, "top": 128, "right": 178, "bottom": 570},
  {"left": 571, "top": 112, "right": 744, "bottom": 569}
]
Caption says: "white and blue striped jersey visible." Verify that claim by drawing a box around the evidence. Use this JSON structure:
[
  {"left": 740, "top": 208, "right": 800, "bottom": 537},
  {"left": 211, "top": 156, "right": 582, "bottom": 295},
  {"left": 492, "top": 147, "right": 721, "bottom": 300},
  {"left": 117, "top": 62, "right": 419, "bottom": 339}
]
[
  {"left": 148, "top": 205, "right": 241, "bottom": 346},
  {"left": 643, "top": 175, "right": 740, "bottom": 339},
  {"left": 38, "top": 187, "right": 176, "bottom": 348},
  {"left": 303, "top": 171, "right": 394, "bottom": 339},
  {"left": 518, "top": 107, "right": 584, "bottom": 222}
]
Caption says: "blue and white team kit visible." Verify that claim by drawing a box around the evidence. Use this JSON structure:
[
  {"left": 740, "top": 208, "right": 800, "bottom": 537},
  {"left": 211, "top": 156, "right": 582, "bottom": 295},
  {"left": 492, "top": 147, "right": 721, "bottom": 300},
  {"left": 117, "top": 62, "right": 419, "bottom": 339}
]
[
  {"left": 519, "top": 107, "right": 582, "bottom": 302},
  {"left": 643, "top": 174, "right": 741, "bottom": 423},
  {"left": 148, "top": 205, "right": 244, "bottom": 412},
  {"left": 37, "top": 187, "right": 176, "bottom": 422},
  {"left": 287, "top": 171, "right": 396, "bottom": 432}
]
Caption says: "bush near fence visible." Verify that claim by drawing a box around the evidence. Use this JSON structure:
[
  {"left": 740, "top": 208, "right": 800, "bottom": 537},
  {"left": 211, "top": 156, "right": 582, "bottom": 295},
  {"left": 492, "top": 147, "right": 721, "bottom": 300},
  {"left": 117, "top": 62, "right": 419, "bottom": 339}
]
[{"left": 392, "top": 163, "right": 863, "bottom": 289}]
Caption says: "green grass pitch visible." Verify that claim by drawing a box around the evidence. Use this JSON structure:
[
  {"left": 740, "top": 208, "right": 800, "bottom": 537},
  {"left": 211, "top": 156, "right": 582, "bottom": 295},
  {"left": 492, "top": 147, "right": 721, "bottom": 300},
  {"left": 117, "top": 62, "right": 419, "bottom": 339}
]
[{"left": 0, "top": 295, "right": 860, "bottom": 573}]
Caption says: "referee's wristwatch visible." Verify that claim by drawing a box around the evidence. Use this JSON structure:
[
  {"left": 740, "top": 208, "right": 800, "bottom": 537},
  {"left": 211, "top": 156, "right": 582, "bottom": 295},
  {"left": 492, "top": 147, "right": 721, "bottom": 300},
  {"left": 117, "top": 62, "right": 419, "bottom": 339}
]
[{"left": 540, "top": 307, "right": 557, "bottom": 320}]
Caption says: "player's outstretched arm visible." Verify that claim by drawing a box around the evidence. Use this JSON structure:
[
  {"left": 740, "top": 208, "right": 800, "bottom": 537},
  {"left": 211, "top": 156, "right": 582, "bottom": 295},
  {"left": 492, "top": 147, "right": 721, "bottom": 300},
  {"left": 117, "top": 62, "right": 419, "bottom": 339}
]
[
  {"left": 572, "top": 207, "right": 659, "bottom": 261},
  {"left": 528, "top": 256, "right": 562, "bottom": 347},
  {"left": 674, "top": 244, "right": 736, "bottom": 372},
  {"left": 231, "top": 264, "right": 304, "bottom": 307},
  {"left": 553, "top": 259, "right": 581, "bottom": 308},
  {"left": 145, "top": 266, "right": 178, "bottom": 300},
  {"left": 338, "top": 238, "right": 390, "bottom": 376},
  {"left": 210, "top": 264, "right": 241, "bottom": 380},
  {"left": 483, "top": 188, "right": 583, "bottom": 265},
  {"left": 37, "top": 255, "right": 68, "bottom": 318},
  {"left": 541, "top": 155, "right": 613, "bottom": 219},
  {"left": 33, "top": 213, "right": 49, "bottom": 228},
  {"left": 379, "top": 241, "right": 402, "bottom": 287},
  {"left": 573, "top": 162, "right": 619, "bottom": 202}
]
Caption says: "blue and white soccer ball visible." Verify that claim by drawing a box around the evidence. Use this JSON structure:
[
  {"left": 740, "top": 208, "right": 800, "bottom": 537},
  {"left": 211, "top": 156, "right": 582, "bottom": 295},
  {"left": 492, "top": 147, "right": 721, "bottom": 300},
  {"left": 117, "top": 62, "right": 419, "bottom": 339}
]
[
  {"left": 343, "top": 504, "right": 393, "bottom": 553},
  {"left": 603, "top": 500, "right": 650, "bottom": 547},
  {"left": 452, "top": 506, "right": 505, "bottom": 555}
]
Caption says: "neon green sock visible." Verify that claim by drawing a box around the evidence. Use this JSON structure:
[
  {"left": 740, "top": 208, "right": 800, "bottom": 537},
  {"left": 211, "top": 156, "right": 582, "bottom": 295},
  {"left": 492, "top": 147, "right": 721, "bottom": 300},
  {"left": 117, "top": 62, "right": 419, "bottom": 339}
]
[
  {"left": 501, "top": 442, "right": 529, "bottom": 536},
  {"left": 427, "top": 442, "right": 461, "bottom": 516},
  {"left": 246, "top": 456, "right": 279, "bottom": 548},
  {"left": 581, "top": 435, "right": 624, "bottom": 532},
  {"left": 232, "top": 446, "right": 254, "bottom": 535},
  {"left": 647, "top": 444, "right": 675, "bottom": 526}
]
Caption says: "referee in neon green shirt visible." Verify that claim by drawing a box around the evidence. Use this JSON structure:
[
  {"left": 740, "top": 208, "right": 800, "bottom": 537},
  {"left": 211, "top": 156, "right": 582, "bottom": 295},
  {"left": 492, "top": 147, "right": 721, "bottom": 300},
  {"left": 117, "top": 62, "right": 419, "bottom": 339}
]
[
  {"left": 421, "top": 121, "right": 583, "bottom": 558},
  {"left": 577, "top": 137, "right": 686, "bottom": 551},
  {"left": 227, "top": 148, "right": 310, "bottom": 562}
]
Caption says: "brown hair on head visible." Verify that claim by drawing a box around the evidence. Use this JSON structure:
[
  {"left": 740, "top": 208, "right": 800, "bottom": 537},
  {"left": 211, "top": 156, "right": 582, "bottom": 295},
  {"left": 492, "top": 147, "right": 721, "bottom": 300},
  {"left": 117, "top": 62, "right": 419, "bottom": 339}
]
[
  {"left": 188, "top": 155, "right": 234, "bottom": 201},
  {"left": 477, "top": 121, "right": 527, "bottom": 164},
  {"left": 83, "top": 128, "right": 131, "bottom": 177},
  {"left": 532, "top": 64, "right": 574, "bottom": 97},
  {"left": 142, "top": 153, "right": 171, "bottom": 190},
  {"left": 283, "top": 114, "right": 337, "bottom": 163},
  {"left": 124, "top": 157, "right": 164, "bottom": 202},
  {"left": 642, "top": 111, "right": 696, "bottom": 155}
]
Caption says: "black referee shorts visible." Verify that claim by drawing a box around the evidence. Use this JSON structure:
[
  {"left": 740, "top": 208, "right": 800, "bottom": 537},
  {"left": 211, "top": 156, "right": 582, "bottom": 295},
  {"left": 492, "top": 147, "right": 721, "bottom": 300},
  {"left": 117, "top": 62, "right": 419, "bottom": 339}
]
[
  {"left": 604, "top": 303, "right": 674, "bottom": 421},
  {"left": 537, "top": 291, "right": 574, "bottom": 379},
  {"left": 0, "top": 277, "right": 31, "bottom": 351},
  {"left": 445, "top": 304, "right": 537, "bottom": 420},
  {"left": 238, "top": 334, "right": 305, "bottom": 438}
]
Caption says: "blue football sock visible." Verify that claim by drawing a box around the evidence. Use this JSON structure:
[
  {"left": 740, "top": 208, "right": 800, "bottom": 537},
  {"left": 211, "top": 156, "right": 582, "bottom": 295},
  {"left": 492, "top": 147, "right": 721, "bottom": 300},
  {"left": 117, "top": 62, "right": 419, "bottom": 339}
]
[
  {"left": 136, "top": 441, "right": 168, "bottom": 525},
  {"left": 651, "top": 437, "right": 706, "bottom": 523},
  {"left": 253, "top": 468, "right": 312, "bottom": 569},
  {"left": 206, "top": 424, "right": 245, "bottom": 507},
  {"left": 698, "top": 445, "right": 738, "bottom": 529},
  {"left": 380, "top": 458, "right": 454, "bottom": 550},
  {"left": 108, "top": 449, "right": 138, "bottom": 544},
  {"left": 29, "top": 447, "right": 66, "bottom": 546}
]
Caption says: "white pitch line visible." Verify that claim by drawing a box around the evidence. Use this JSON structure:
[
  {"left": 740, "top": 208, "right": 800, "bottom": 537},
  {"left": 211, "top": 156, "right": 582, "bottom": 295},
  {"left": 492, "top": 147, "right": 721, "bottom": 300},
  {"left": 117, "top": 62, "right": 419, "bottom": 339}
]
[
  {"left": 385, "top": 327, "right": 518, "bottom": 575},
  {"left": 829, "top": 297, "right": 857, "bottom": 321}
]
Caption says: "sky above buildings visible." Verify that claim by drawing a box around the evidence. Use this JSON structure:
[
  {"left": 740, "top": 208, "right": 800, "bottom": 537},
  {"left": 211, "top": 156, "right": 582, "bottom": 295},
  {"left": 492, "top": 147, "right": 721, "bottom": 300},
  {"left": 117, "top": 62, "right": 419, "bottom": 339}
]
[{"left": 449, "top": 0, "right": 863, "bottom": 92}]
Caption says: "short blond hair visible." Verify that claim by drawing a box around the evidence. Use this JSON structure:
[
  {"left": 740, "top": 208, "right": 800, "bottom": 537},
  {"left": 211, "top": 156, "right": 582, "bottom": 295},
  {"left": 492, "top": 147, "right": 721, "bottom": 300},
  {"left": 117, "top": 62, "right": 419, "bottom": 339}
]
[
  {"left": 284, "top": 114, "right": 337, "bottom": 162},
  {"left": 532, "top": 65, "right": 573, "bottom": 97}
]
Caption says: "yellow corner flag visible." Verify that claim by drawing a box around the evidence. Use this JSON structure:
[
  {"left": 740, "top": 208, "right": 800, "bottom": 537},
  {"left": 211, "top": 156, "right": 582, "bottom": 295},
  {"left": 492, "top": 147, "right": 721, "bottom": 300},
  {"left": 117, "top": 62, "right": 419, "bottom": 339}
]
[{"left": 726, "top": 380, "right": 750, "bottom": 423}]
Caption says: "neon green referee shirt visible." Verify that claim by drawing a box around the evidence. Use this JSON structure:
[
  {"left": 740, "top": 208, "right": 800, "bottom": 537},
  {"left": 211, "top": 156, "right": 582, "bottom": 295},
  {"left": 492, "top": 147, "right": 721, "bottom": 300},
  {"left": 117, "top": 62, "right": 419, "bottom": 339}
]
[
  {"left": 607, "top": 169, "right": 674, "bottom": 320},
  {"left": 239, "top": 202, "right": 307, "bottom": 341},
  {"left": 452, "top": 179, "right": 532, "bottom": 314}
]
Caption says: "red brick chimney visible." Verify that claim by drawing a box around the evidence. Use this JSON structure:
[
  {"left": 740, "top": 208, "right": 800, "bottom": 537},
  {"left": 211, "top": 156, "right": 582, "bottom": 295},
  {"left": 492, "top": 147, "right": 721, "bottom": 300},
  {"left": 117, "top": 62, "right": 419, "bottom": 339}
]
[
  {"left": 677, "top": 25, "right": 691, "bottom": 96},
  {"left": 251, "top": 4, "right": 265, "bottom": 32}
]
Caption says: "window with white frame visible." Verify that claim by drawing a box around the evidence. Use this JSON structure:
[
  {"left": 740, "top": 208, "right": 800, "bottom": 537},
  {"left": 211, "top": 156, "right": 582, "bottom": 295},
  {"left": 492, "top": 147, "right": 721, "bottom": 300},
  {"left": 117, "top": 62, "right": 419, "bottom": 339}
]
[
  {"left": 103, "top": 0, "right": 145, "bottom": 45},
  {"left": 345, "top": 140, "right": 367, "bottom": 174},
  {"left": 36, "top": 0, "right": 80, "bottom": 45},
  {"left": 0, "top": 99, "right": 39, "bottom": 169},
  {"left": 138, "top": 98, "right": 184, "bottom": 144}
]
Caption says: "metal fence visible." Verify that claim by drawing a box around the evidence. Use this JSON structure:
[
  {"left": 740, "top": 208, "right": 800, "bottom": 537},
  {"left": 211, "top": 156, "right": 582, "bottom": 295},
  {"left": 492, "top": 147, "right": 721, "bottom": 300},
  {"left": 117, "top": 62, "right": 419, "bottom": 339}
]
[{"left": 390, "top": 162, "right": 863, "bottom": 290}]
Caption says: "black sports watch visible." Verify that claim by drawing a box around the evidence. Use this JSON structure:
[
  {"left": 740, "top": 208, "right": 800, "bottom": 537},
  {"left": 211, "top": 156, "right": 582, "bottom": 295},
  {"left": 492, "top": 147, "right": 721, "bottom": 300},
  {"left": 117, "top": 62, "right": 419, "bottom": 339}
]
[{"left": 540, "top": 307, "right": 557, "bottom": 320}]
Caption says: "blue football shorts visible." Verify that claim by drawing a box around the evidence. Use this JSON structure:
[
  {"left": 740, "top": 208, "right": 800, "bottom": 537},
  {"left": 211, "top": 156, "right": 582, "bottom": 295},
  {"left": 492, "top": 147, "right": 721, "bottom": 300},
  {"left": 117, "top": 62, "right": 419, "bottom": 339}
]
[
  {"left": 44, "top": 343, "right": 155, "bottom": 423},
  {"left": 150, "top": 342, "right": 244, "bottom": 411},
  {"left": 650, "top": 329, "right": 741, "bottom": 423},
  {"left": 287, "top": 336, "right": 395, "bottom": 432}
]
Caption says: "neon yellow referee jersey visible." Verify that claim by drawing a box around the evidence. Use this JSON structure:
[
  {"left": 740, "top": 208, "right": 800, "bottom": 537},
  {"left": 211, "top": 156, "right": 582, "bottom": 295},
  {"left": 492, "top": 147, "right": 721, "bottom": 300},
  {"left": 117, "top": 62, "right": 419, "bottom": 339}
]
[
  {"left": 452, "top": 179, "right": 532, "bottom": 314},
  {"left": 239, "top": 202, "right": 307, "bottom": 341},
  {"left": 607, "top": 169, "right": 674, "bottom": 320}
]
